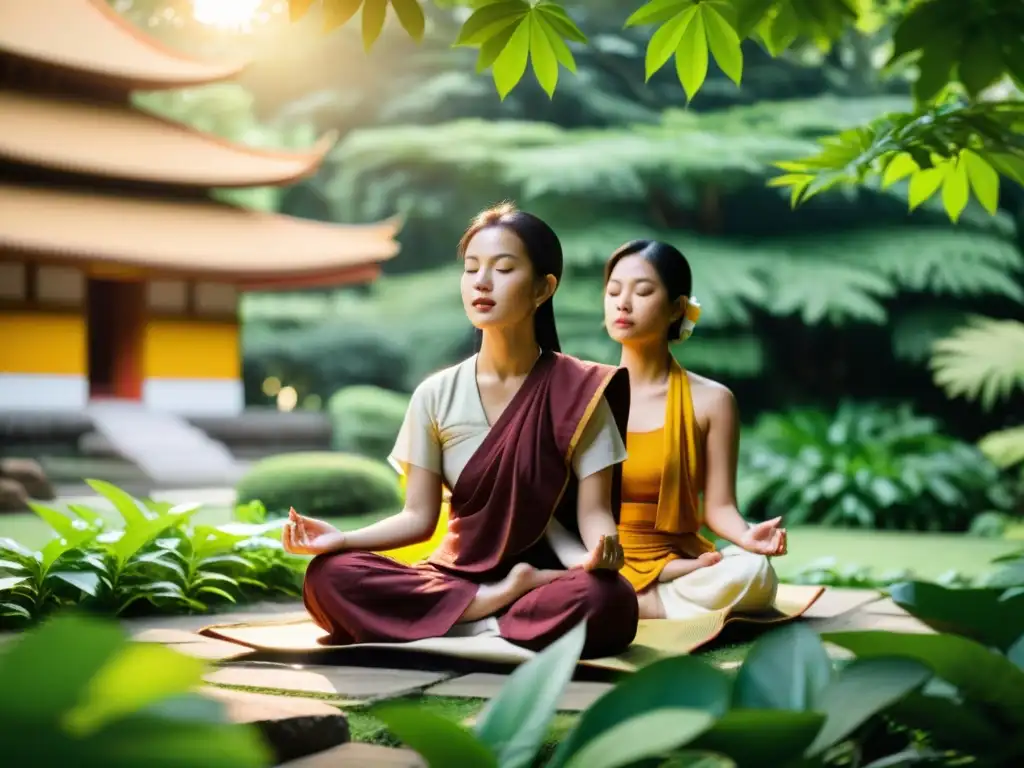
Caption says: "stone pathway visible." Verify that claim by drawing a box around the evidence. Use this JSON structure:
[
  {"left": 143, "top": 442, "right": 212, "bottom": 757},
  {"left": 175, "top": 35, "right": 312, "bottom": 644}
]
[{"left": 0, "top": 587, "right": 934, "bottom": 766}]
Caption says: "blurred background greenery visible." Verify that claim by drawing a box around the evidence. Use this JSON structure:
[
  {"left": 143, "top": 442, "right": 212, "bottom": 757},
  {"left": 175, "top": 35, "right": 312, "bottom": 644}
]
[{"left": 110, "top": 0, "right": 1022, "bottom": 544}]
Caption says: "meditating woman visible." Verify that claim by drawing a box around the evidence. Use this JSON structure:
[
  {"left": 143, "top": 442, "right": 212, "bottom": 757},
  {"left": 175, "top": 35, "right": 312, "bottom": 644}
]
[
  {"left": 602, "top": 239, "right": 786, "bottom": 621},
  {"left": 281, "top": 203, "right": 639, "bottom": 659}
]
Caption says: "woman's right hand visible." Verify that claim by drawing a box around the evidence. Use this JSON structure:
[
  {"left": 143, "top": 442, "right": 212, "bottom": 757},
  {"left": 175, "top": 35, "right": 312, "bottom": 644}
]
[{"left": 282, "top": 507, "right": 344, "bottom": 556}]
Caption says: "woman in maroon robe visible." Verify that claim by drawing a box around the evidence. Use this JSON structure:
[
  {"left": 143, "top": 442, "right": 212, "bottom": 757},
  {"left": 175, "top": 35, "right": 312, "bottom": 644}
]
[{"left": 282, "top": 203, "right": 639, "bottom": 659}]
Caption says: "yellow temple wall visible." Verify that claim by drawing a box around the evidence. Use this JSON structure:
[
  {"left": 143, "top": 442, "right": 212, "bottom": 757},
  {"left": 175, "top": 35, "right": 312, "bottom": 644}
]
[
  {"left": 0, "top": 260, "right": 244, "bottom": 414},
  {"left": 143, "top": 319, "right": 241, "bottom": 380},
  {"left": 0, "top": 310, "right": 87, "bottom": 375}
]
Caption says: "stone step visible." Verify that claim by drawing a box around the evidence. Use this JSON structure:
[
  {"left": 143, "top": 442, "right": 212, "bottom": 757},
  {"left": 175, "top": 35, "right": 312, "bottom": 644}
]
[
  {"left": 278, "top": 743, "right": 425, "bottom": 767},
  {"left": 205, "top": 686, "right": 350, "bottom": 765},
  {"left": 205, "top": 663, "right": 451, "bottom": 701}
]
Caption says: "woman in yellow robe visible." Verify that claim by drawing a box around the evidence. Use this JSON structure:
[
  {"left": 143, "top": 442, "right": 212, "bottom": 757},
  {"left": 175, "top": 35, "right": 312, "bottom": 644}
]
[{"left": 601, "top": 239, "right": 786, "bottom": 620}]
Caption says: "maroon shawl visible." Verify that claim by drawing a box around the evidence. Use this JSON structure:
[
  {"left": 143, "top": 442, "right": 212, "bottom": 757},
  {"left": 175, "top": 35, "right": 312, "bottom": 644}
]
[{"left": 429, "top": 351, "right": 630, "bottom": 575}]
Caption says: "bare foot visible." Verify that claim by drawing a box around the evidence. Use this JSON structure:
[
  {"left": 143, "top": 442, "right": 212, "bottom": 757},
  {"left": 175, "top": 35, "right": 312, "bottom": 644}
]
[
  {"left": 637, "top": 587, "right": 666, "bottom": 619},
  {"left": 508, "top": 563, "right": 563, "bottom": 593},
  {"left": 458, "top": 564, "right": 562, "bottom": 623},
  {"left": 697, "top": 551, "right": 724, "bottom": 568}
]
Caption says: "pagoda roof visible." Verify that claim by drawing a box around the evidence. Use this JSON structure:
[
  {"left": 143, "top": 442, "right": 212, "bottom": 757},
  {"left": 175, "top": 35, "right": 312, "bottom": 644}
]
[
  {"left": 0, "top": 0, "right": 246, "bottom": 90},
  {"left": 0, "top": 90, "right": 336, "bottom": 188},
  {"left": 0, "top": 184, "right": 401, "bottom": 289}
]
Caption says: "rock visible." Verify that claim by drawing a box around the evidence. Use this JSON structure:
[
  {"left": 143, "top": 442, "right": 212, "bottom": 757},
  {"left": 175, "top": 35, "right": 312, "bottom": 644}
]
[
  {"left": 0, "top": 478, "right": 29, "bottom": 513},
  {"left": 202, "top": 686, "right": 350, "bottom": 764},
  {"left": 278, "top": 743, "right": 425, "bottom": 767},
  {"left": 0, "top": 458, "right": 55, "bottom": 500}
]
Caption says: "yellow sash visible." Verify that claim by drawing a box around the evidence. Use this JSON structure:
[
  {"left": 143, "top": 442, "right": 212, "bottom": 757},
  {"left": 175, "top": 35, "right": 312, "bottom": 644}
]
[{"left": 654, "top": 357, "right": 703, "bottom": 535}]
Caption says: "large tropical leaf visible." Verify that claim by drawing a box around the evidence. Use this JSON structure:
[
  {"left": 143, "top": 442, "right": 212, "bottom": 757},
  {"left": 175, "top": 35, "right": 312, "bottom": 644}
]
[{"left": 930, "top": 317, "right": 1024, "bottom": 410}]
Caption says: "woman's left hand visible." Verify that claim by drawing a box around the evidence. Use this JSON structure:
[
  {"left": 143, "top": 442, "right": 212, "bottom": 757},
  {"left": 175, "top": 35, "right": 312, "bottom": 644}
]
[
  {"left": 738, "top": 516, "right": 787, "bottom": 557},
  {"left": 574, "top": 534, "right": 626, "bottom": 572}
]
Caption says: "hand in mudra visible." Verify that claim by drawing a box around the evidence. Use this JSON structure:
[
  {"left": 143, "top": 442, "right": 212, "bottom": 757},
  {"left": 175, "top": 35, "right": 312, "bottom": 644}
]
[
  {"left": 738, "top": 516, "right": 787, "bottom": 557},
  {"left": 282, "top": 507, "right": 342, "bottom": 556},
  {"left": 573, "top": 534, "right": 625, "bottom": 572}
]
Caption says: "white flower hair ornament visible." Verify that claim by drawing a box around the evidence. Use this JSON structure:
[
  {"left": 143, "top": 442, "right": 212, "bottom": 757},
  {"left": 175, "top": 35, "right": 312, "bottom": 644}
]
[{"left": 676, "top": 296, "right": 701, "bottom": 342}]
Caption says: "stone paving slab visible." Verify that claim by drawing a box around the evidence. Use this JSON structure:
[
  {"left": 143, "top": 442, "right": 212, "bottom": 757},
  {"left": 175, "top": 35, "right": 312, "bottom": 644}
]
[
  {"left": 426, "top": 673, "right": 613, "bottom": 711},
  {"left": 203, "top": 686, "right": 350, "bottom": 764},
  {"left": 131, "top": 628, "right": 254, "bottom": 660},
  {"left": 206, "top": 663, "right": 451, "bottom": 700},
  {"left": 279, "top": 743, "right": 425, "bottom": 767},
  {"left": 801, "top": 587, "right": 882, "bottom": 619},
  {"left": 860, "top": 598, "right": 910, "bottom": 616},
  {"left": 122, "top": 603, "right": 307, "bottom": 635}
]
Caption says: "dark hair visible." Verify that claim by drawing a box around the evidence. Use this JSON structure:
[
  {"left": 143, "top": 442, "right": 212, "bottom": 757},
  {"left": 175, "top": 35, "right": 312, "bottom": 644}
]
[
  {"left": 458, "top": 201, "right": 563, "bottom": 353},
  {"left": 604, "top": 239, "right": 693, "bottom": 341}
]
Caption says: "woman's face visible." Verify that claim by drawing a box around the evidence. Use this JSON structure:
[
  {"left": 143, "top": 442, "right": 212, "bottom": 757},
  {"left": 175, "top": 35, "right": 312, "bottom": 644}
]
[
  {"left": 604, "top": 254, "right": 682, "bottom": 345},
  {"left": 461, "top": 226, "right": 555, "bottom": 331}
]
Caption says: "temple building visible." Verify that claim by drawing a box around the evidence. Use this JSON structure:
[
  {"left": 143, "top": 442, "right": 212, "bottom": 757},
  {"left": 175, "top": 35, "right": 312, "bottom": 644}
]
[{"left": 0, "top": 0, "right": 400, "bottom": 417}]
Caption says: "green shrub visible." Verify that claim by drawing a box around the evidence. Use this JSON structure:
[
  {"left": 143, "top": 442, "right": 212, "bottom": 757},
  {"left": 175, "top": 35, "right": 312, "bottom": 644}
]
[
  {"left": 328, "top": 385, "right": 410, "bottom": 460},
  {"left": 235, "top": 452, "right": 402, "bottom": 520},
  {"left": 739, "top": 401, "right": 1015, "bottom": 532},
  {"left": 0, "top": 480, "right": 306, "bottom": 629}
]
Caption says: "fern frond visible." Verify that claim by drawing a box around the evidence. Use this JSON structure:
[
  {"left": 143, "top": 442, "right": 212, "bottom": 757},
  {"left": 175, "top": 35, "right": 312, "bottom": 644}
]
[
  {"left": 762, "top": 258, "right": 895, "bottom": 324},
  {"left": 862, "top": 230, "right": 1024, "bottom": 300},
  {"left": 891, "top": 309, "right": 971, "bottom": 363},
  {"left": 930, "top": 317, "right": 1024, "bottom": 409},
  {"left": 978, "top": 426, "right": 1024, "bottom": 469}
]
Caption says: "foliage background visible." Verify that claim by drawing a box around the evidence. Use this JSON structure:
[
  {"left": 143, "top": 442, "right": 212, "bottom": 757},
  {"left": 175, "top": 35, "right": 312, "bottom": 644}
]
[{"left": 110, "top": 0, "right": 1023, "bottom": 529}]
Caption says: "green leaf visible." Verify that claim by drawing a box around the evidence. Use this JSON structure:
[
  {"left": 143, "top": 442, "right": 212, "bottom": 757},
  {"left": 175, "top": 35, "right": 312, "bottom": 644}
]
[
  {"left": 959, "top": 30, "right": 1006, "bottom": 98},
  {"left": 1010, "top": 635, "right": 1024, "bottom": 670},
  {"left": 372, "top": 703, "right": 498, "bottom": 767},
  {"left": 534, "top": 2, "right": 587, "bottom": 44},
  {"left": 701, "top": 2, "right": 743, "bottom": 85},
  {"left": 390, "top": 0, "right": 424, "bottom": 41},
  {"left": 0, "top": 602, "right": 31, "bottom": 619},
  {"left": 806, "top": 657, "right": 931, "bottom": 756},
  {"left": 0, "top": 575, "right": 28, "bottom": 591},
  {"left": 362, "top": 0, "right": 388, "bottom": 51},
  {"left": 941, "top": 155, "right": 970, "bottom": 222},
  {"left": 86, "top": 480, "right": 149, "bottom": 530},
  {"left": 691, "top": 710, "right": 825, "bottom": 768},
  {"left": 758, "top": 3, "right": 800, "bottom": 57},
  {"left": 675, "top": 6, "right": 708, "bottom": 100},
  {"left": 321, "top": 0, "right": 364, "bottom": 32},
  {"left": 732, "top": 0, "right": 775, "bottom": 37},
  {"left": 491, "top": 16, "right": 531, "bottom": 99},
  {"left": 626, "top": 0, "right": 693, "bottom": 28},
  {"left": 52, "top": 570, "right": 101, "bottom": 597},
  {"left": 455, "top": 0, "right": 528, "bottom": 46},
  {"left": 63, "top": 642, "right": 207, "bottom": 736},
  {"left": 824, "top": 630, "right": 1024, "bottom": 727},
  {"left": 881, "top": 152, "right": 919, "bottom": 187},
  {"left": 475, "top": 620, "right": 585, "bottom": 768},
  {"left": 0, "top": 614, "right": 126, "bottom": 721},
  {"left": 962, "top": 149, "right": 1000, "bottom": 215},
  {"left": 887, "top": 581, "right": 1024, "bottom": 652},
  {"left": 28, "top": 503, "right": 86, "bottom": 539},
  {"left": 562, "top": 709, "right": 716, "bottom": 768},
  {"left": 644, "top": 7, "right": 696, "bottom": 81},
  {"left": 538, "top": 16, "right": 576, "bottom": 72},
  {"left": 734, "top": 623, "right": 833, "bottom": 710},
  {"left": 889, "top": 0, "right": 960, "bottom": 62},
  {"left": 61, "top": 712, "right": 271, "bottom": 767},
  {"left": 550, "top": 656, "right": 731, "bottom": 767},
  {"left": 530, "top": 13, "right": 560, "bottom": 97},
  {"left": 913, "top": 46, "right": 955, "bottom": 103},
  {"left": 907, "top": 165, "right": 945, "bottom": 211}
]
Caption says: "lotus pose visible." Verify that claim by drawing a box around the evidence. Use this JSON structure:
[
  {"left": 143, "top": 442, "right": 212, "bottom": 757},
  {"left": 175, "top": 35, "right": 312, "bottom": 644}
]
[
  {"left": 282, "top": 204, "right": 639, "bottom": 659},
  {"left": 602, "top": 239, "right": 785, "bottom": 621}
]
